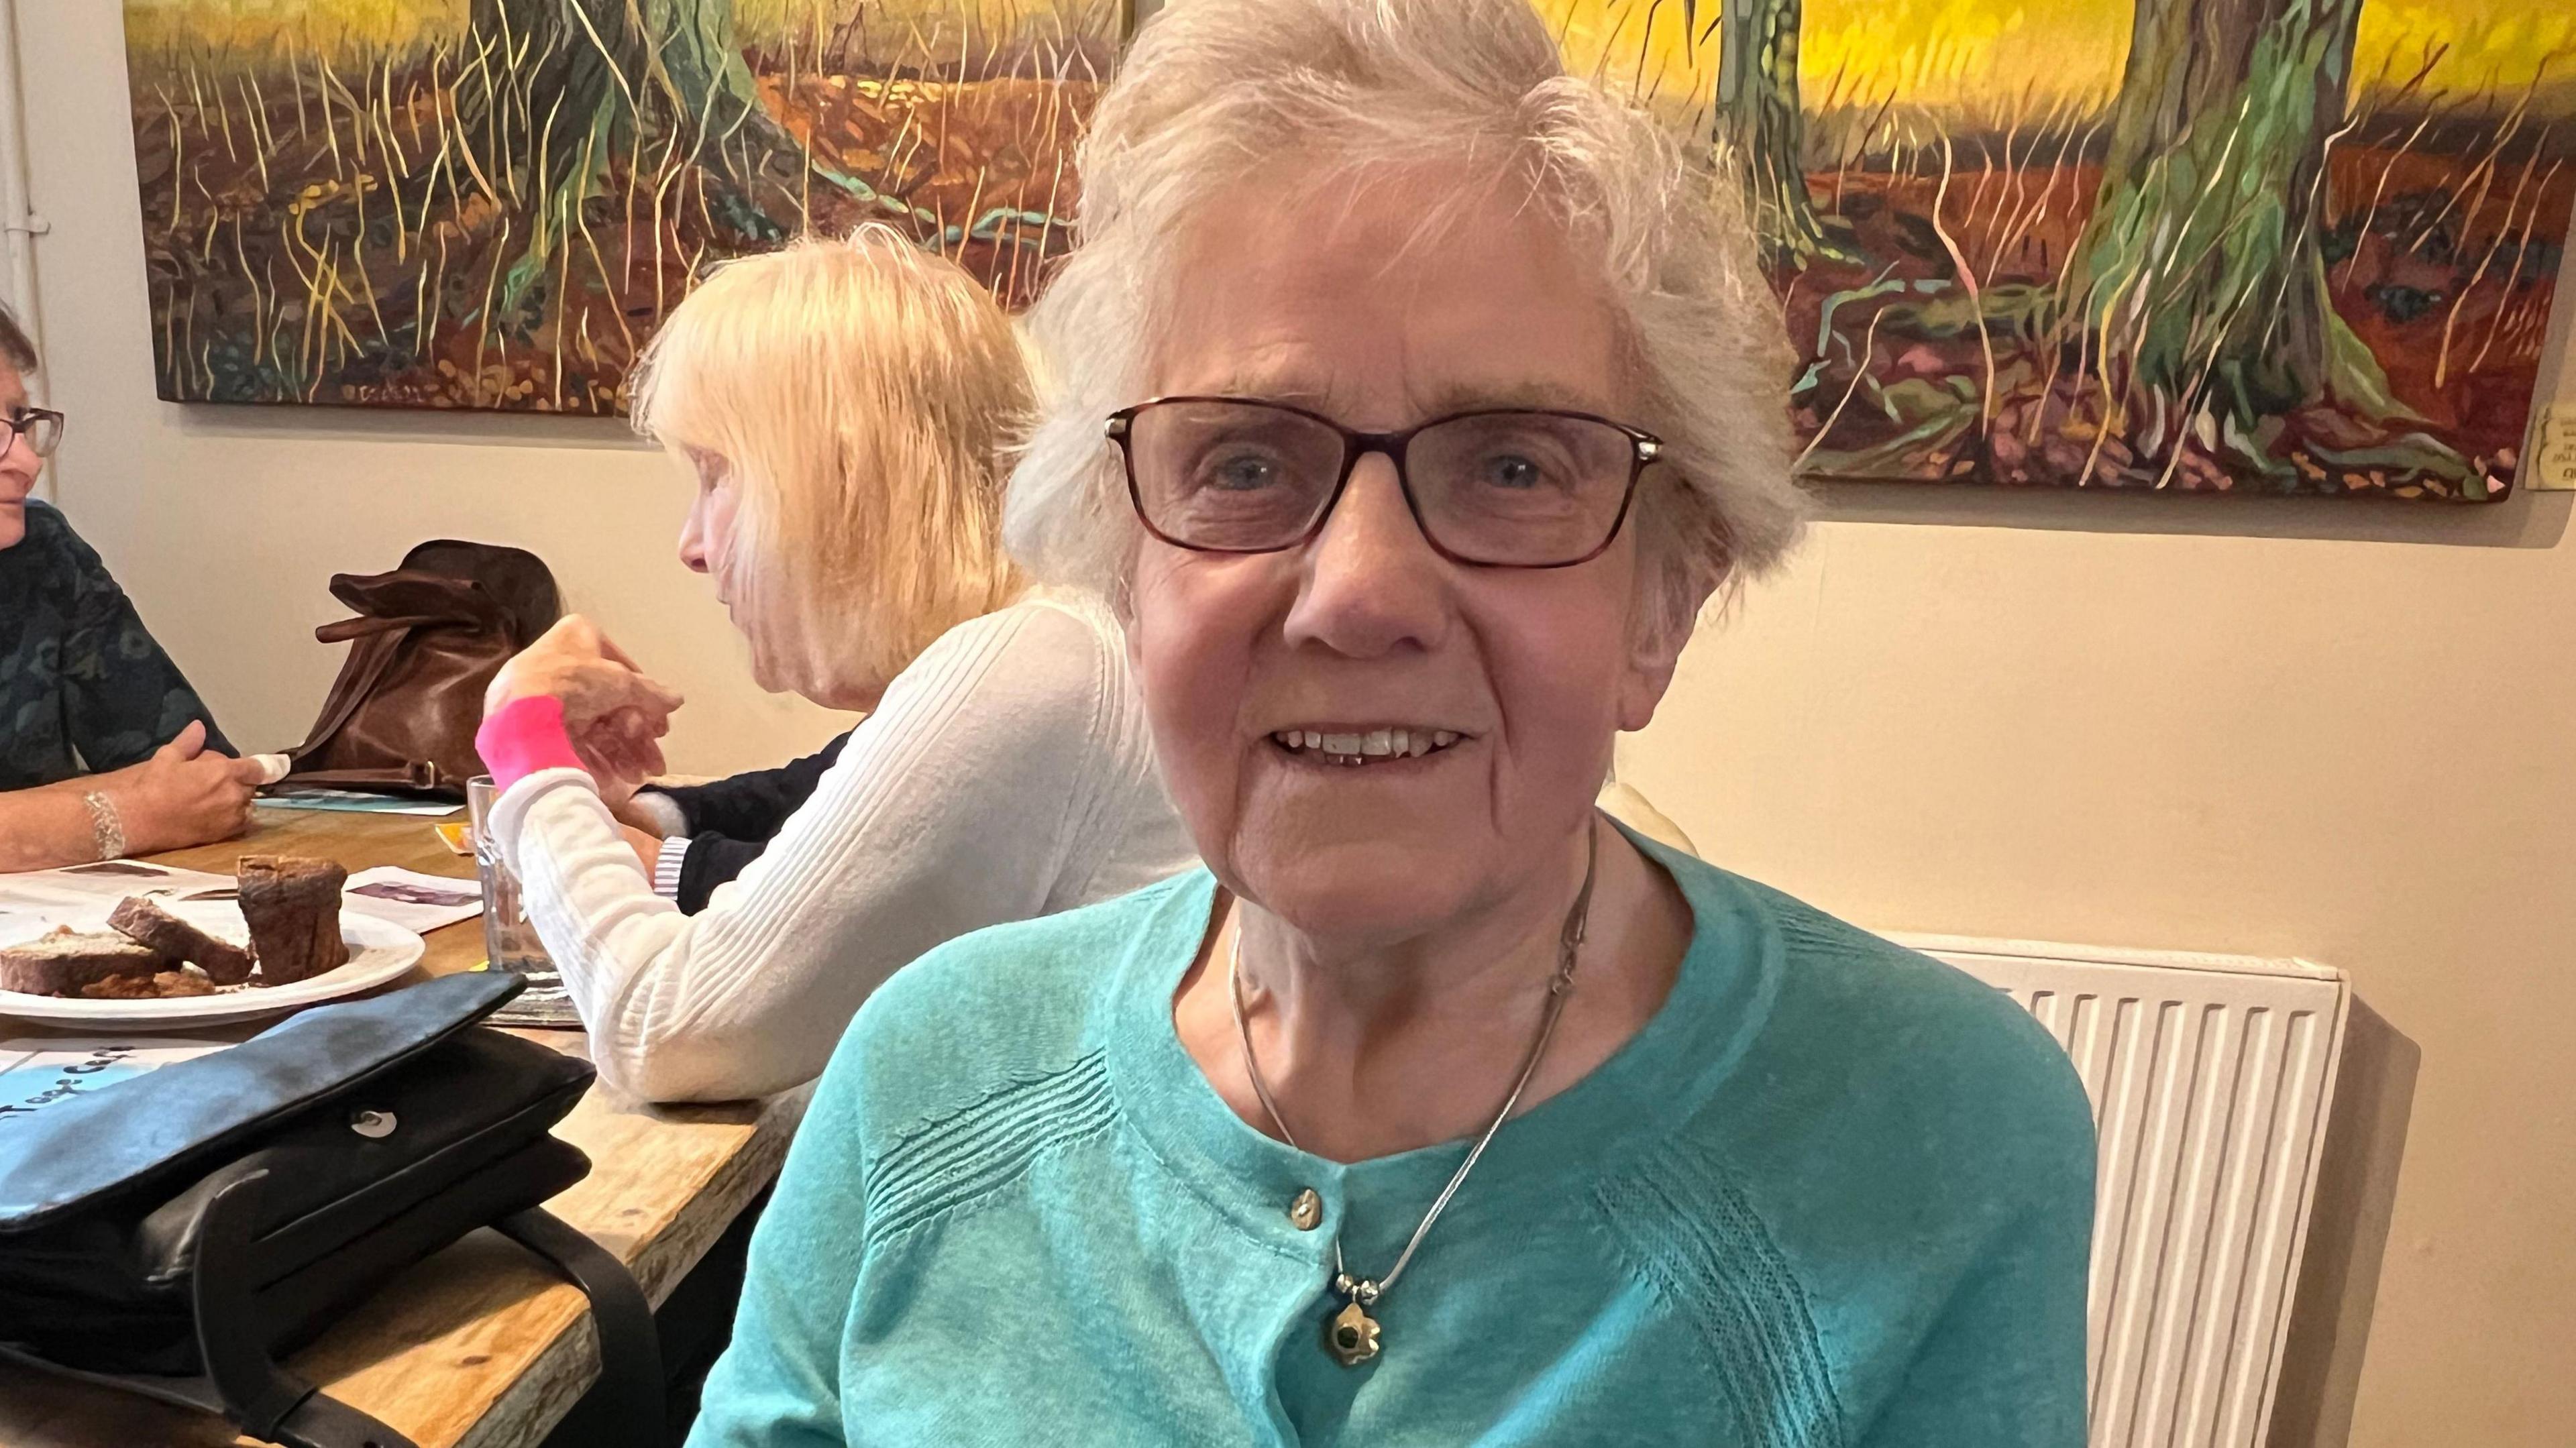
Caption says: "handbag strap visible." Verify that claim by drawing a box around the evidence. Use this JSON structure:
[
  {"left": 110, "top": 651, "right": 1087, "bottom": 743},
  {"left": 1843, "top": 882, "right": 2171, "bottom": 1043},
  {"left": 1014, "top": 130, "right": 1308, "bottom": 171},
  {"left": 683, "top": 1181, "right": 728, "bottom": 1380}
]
[
  {"left": 496, "top": 1207, "right": 667, "bottom": 1445},
  {"left": 191, "top": 1166, "right": 417, "bottom": 1448},
  {"left": 0, "top": 1163, "right": 664, "bottom": 1448}
]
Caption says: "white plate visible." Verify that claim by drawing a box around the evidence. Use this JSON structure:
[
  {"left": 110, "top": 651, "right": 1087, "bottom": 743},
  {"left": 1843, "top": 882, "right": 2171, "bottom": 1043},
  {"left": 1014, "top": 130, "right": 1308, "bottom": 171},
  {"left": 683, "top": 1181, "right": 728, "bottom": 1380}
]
[{"left": 0, "top": 901, "right": 425, "bottom": 1029}]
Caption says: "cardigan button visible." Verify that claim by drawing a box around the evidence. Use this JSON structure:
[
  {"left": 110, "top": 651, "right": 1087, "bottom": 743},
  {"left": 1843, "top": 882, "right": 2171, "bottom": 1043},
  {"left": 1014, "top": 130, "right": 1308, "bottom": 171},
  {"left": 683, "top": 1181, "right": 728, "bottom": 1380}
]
[{"left": 1289, "top": 1188, "right": 1323, "bottom": 1231}]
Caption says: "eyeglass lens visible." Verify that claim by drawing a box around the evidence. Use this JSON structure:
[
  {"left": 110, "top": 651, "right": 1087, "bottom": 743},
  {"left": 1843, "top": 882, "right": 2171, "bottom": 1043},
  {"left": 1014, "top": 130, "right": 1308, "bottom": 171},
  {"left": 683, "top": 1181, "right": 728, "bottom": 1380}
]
[
  {"left": 1126, "top": 400, "right": 1637, "bottom": 566},
  {"left": 8, "top": 411, "right": 60, "bottom": 457}
]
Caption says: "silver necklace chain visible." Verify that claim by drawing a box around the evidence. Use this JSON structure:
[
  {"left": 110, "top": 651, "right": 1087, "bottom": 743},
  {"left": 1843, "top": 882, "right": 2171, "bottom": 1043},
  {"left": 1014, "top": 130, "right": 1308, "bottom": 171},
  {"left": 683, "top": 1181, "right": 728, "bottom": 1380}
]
[{"left": 1228, "top": 822, "right": 1600, "bottom": 1311}]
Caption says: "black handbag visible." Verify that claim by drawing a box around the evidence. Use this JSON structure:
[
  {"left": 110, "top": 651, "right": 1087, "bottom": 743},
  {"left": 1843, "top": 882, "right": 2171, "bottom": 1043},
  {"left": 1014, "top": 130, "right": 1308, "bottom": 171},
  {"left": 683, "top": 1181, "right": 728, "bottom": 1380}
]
[{"left": 0, "top": 973, "right": 662, "bottom": 1448}]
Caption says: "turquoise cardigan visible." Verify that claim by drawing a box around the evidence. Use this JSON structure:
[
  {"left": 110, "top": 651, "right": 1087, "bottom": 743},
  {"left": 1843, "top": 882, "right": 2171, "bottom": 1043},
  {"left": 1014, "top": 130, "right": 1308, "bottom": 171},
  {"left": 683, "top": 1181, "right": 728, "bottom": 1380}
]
[{"left": 689, "top": 832, "right": 2095, "bottom": 1445}]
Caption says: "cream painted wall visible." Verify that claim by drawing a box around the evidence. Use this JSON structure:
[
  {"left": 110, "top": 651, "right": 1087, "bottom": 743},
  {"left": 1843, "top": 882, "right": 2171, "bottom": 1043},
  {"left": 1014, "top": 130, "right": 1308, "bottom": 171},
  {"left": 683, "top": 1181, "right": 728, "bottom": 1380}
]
[
  {"left": 21, "top": 3, "right": 2576, "bottom": 1443},
  {"left": 1622, "top": 488, "right": 2576, "bottom": 1444}
]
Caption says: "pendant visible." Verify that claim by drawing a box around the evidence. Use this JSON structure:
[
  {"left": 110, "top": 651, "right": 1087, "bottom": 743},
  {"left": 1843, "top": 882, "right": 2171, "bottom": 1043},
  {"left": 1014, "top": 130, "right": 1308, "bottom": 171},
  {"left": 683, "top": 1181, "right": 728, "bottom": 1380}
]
[{"left": 1326, "top": 1298, "right": 1382, "bottom": 1366}]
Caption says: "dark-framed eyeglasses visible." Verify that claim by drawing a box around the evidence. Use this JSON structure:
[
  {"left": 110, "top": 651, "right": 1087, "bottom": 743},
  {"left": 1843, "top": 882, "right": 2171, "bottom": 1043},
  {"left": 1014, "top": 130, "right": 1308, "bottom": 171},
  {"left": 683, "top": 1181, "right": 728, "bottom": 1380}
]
[
  {"left": 3, "top": 406, "right": 63, "bottom": 459},
  {"left": 1105, "top": 396, "right": 1661, "bottom": 569}
]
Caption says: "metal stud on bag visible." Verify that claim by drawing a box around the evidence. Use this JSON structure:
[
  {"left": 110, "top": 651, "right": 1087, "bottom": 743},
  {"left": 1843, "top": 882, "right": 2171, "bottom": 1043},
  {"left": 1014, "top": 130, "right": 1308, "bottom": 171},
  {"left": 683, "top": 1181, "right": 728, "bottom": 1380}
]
[{"left": 349, "top": 1109, "right": 397, "bottom": 1139}]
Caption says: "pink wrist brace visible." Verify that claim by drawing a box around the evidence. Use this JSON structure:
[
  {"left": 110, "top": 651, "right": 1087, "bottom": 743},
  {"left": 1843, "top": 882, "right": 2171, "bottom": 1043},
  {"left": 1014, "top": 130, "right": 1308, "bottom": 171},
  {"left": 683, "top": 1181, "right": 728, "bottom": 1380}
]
[{"left": 474, "top": 696, "right": 588, "bottom": 791}]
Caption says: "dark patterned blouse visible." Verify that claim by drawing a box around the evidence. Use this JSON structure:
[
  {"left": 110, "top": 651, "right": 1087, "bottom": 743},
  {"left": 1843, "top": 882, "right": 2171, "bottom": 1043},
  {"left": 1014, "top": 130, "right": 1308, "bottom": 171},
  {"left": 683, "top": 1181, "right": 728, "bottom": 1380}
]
[{"left": 1, "top": 500, "right": 230, "bottom": 791}]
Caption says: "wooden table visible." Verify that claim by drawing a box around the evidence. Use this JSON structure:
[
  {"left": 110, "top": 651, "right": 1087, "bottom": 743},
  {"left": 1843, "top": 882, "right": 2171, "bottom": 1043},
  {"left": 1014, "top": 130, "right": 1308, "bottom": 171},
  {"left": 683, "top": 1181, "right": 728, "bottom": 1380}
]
[{"left": 0, "top": 807, "right": 806, "bottom": 1447}]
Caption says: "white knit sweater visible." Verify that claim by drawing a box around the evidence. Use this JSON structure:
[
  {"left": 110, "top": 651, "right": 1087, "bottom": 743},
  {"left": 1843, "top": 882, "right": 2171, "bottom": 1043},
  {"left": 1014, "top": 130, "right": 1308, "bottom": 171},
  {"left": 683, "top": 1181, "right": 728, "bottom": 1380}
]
[{"left": 486, "top": 594, "right": 1197, "bottom": 1102}]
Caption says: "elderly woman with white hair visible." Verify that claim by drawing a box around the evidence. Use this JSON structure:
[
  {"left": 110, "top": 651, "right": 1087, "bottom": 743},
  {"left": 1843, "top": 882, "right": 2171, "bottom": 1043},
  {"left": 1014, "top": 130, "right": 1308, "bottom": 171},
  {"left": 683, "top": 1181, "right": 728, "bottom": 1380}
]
[
  {"left": 688, "top": 1, "right": 2094, "bottom": 1441},
  {"left": 472, "top": 229, "right": 1194, "bottom": 1103}
]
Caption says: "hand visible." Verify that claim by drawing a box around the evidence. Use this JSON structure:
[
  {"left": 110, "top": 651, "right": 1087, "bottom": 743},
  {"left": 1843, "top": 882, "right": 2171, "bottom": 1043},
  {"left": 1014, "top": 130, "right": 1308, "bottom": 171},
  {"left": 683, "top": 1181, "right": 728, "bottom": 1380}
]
[
  {"left": 610, "top": 792, "right": 674, "bottom": 837},
  {"left": 487, "top": 616, "right": 684, "bottom": 801},
  {"left": 97, "top": 721, "right": 266, "bottom": 854}
]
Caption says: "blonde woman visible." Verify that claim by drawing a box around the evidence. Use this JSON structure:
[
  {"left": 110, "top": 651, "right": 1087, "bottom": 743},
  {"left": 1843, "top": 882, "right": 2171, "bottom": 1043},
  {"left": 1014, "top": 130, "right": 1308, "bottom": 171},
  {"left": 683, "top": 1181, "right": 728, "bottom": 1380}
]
[{"left": 474, "top": 229, "right": 1196, "bottom": 1103}]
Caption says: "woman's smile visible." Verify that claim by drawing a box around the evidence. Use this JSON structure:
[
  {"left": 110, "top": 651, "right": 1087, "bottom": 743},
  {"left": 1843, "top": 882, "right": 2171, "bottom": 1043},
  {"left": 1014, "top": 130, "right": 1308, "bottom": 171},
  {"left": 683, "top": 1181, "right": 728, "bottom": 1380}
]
[{"left": 1264, "top": 724, "right": 1470, "bottom": 765}]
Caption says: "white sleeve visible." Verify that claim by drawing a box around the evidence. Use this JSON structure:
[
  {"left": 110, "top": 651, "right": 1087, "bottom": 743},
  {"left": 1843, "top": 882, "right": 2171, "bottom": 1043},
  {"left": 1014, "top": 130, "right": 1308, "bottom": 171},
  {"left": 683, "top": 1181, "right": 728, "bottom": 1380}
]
[{"left": 486, "top": 604, "right": 1120, "bottom": 1102}]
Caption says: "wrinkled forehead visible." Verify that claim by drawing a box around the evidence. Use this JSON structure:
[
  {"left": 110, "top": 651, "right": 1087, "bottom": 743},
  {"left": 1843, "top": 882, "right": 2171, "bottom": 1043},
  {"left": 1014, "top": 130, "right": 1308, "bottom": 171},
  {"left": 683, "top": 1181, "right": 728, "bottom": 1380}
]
[{"left": 1145, "top": 157, "right": 1635, "bottom": 427}]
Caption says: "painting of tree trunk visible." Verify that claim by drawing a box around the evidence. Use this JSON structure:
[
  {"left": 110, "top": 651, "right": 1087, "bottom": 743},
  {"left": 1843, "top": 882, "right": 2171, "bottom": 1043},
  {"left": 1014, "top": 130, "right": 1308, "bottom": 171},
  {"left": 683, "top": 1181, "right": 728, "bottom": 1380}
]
[
  {"left": 1542, "top": 0, "right": 2573, "bottom": 501},
  {"left": 124, "top": 0, "right": 1121, "bottom": 411},
  {"left": 2056, "top": 0, "right": 2459, "bottom": 491},
  {"left": 1716, "top": 0, "right": 1832, "bottom": 263}
]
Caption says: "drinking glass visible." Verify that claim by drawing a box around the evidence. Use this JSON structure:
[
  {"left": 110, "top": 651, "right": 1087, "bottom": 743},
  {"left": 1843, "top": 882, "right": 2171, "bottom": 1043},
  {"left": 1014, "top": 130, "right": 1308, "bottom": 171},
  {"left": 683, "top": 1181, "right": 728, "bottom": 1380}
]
[{"left": 465, "top": 775, "right": 581, "bottom": 1027}]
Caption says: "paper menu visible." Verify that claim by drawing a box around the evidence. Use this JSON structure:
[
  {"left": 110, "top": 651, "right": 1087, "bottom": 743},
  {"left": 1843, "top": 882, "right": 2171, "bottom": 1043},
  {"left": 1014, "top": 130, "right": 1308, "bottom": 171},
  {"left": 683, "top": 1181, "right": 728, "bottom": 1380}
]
[
  {"left": 342, "top": 867, "right": 484, "bottom": 934},
  {"left": 0, "top": 1036, "right": 231, "bottom": 1129}
]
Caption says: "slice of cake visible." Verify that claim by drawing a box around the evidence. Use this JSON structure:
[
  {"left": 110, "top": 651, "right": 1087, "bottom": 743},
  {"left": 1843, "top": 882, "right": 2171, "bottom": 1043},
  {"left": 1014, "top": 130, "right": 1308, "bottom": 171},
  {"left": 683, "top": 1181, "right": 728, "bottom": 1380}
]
[
  {"left": 236, "top": 856, "right": 351, "bottom": 985},
  {"left": 108, "top": 897, "right": 256, "bottom": 986},
  {"left": 0, "top": 929, "right": 170, "bottom": 997}
]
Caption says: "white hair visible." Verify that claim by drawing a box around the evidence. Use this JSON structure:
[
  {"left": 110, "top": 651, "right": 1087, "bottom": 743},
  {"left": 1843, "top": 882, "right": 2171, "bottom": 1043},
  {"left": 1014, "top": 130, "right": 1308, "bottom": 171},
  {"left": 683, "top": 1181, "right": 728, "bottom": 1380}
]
[{"left": 1004, "top": 0, "right": 1805, "bottom": 634}]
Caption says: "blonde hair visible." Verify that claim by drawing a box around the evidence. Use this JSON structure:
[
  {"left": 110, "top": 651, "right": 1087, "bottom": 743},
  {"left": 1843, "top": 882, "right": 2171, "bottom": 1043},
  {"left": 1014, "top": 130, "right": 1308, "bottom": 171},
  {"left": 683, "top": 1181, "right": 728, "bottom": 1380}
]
[
  {"left": 1005, "top": 0, "right": 1805, "bottom": 638},
  {"left": 631, "top": 227, "right": 1031, "bottom": 703}
]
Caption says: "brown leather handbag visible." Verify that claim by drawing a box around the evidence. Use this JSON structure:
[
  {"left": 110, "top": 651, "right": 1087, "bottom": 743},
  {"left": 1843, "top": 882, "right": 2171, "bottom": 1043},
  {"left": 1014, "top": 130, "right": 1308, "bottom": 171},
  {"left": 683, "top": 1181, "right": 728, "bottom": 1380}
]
[{"left": 284, "top": 541, "right": 561, "bottom": 796}]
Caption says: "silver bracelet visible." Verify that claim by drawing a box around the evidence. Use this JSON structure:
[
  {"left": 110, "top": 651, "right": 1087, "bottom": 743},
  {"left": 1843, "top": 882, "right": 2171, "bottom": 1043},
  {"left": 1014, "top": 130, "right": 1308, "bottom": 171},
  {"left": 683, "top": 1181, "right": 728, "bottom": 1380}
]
[{"left": 81, "top": 791, "right": 127, "bottom": 862}]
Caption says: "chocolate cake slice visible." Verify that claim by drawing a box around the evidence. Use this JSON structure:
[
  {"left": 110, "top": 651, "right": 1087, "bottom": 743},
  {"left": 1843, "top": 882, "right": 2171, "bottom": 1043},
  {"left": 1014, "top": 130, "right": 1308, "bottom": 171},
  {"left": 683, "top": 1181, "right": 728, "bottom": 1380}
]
[
  {"left": 0, "top": 929, "right": 170, "bottom": 997},
  {"left": 236, "top": 856, "right": 351, "bottom": 985},
  {"left": 108, "top": 897, "right": 256, "bottom": 985}
]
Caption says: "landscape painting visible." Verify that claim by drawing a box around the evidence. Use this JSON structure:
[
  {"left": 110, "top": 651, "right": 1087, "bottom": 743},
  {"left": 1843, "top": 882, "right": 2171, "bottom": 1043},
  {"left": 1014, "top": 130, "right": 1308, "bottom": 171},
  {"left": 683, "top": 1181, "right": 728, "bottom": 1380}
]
[
  {"left": 122, "top": 0, "right": 1120, "bottom": 412},
  {"left": 1541, "top": 0, "right": 2573, "bottom": 500}
]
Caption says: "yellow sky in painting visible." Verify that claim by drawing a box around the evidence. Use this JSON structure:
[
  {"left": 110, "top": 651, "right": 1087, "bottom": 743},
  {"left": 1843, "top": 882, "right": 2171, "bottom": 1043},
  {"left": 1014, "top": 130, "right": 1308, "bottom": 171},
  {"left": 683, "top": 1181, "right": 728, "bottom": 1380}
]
[
  {"left": 123, "top": 0, "right": 2576, "bottom": 113},
  {"left": 1536, "top": 0, "right": 2567, "bottom": 122},
  {"left": 2356, "top": 3, "right": 2576, "bottom": 98},
  {"left": 122, "top": 0, "right": 465, "bottom": 57},
  {"left": 1535, "top": 0, "right": 1715, "bottom": 122},
  {"left": 121, "top": 0, "right": 1114, "bottom": 60},
  {"left": 1802, "top": 0, "right": 2126, "bottom": 114}
]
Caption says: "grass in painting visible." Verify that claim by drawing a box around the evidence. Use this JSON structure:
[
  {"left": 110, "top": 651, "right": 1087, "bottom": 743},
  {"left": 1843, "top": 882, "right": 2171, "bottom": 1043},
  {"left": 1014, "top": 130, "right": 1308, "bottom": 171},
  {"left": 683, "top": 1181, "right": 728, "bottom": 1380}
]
[
  {"left": 1543, "top": 0, "right": 2574, "bottom": 500},
  {"left": 125, "top": 0, "right": 1114, "bottom": 411}
]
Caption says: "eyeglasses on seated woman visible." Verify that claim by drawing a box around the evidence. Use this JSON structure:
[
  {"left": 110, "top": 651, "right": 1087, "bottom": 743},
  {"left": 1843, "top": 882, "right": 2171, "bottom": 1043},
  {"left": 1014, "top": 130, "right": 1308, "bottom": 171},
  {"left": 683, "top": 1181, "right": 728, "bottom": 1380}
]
[{"left": 686, "top": 1, "right": 2096, "bottom": 1443}]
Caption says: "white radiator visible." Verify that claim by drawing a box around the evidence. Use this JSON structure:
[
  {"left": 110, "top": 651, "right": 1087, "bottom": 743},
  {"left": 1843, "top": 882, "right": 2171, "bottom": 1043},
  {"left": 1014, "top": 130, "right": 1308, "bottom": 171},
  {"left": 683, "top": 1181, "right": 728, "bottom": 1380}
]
[{"left": 1889, "top": 934, "right": 2351, "bottom": 1448}]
